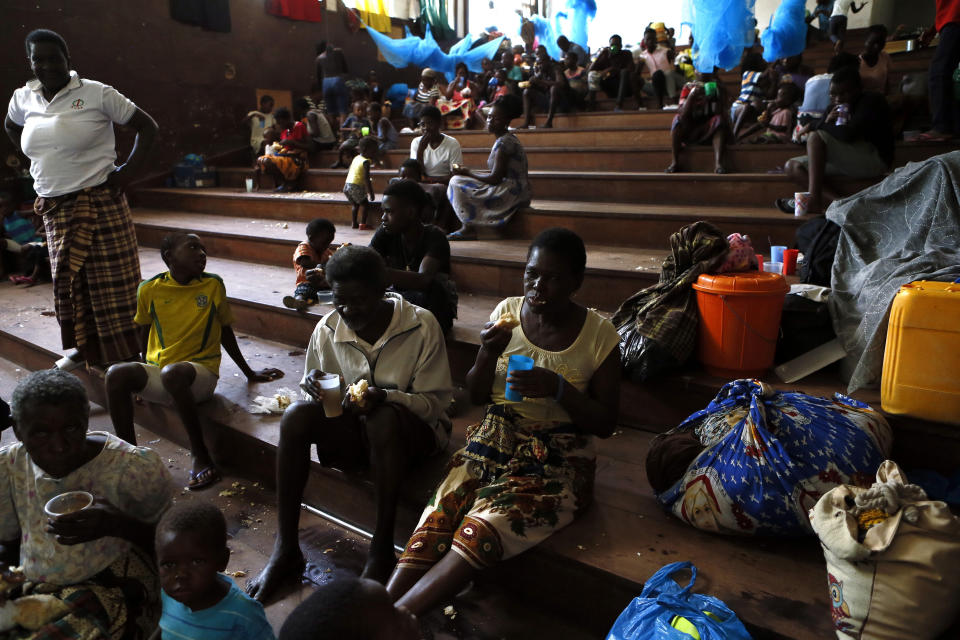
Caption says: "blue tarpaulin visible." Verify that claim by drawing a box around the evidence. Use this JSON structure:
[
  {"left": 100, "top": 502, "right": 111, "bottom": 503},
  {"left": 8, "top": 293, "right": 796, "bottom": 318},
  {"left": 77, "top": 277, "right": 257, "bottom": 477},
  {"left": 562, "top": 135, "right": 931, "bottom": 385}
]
[
  {"left": 364, "top": 25, "right": 505, "bottom": 81},
  {"left": 681, "top": 0, "right": 757, "bottom": 72},
  {"left": 529, "top": 0, "right": 596, "bottom": 61},
  {"left": 760, "top": 0, "right": 807, "bottom": 62}
]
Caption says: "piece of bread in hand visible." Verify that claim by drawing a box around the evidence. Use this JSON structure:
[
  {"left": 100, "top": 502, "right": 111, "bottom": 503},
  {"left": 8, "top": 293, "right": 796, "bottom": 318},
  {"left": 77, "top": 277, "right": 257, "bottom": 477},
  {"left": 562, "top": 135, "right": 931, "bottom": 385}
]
[
  {"left": 13, "top": 595, "right": 71, "bottom": 630},
  {"left": 493, "top": 311, "right": 519, "bottom": 330},
  {"left": 0, "top": 566, "right": 24, "bottom": 597},
  {"left": 348, "top": 379, "right": 369, "bottom": 408}
]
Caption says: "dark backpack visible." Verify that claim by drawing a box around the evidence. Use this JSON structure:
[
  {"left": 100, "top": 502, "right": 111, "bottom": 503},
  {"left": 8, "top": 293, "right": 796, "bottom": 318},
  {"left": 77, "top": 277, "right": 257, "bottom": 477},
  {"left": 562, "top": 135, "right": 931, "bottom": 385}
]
[{"left": 796, "top": 217, "right": 840, "bottom": 286}]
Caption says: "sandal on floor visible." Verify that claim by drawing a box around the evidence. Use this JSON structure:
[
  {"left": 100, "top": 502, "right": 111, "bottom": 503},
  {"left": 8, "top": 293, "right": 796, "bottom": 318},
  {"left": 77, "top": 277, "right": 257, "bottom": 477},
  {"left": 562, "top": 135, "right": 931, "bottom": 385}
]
[
  {"left": 282, "top": 295, "right": 309, "bottom": 311},
  {"left": 9, "top": 275, "right": 34, "bottom": 285},
  {"left": 447, "top": 229, "right": 477, "bottom": 241},
  {"left": 54, "top": 349, "right": 85, "bottom": 372},
  {"left": 775, "top": 197, "right": 796, "bottom": 214},
  {"left": 187, "top": 465, "right": 222, "bottom": 491}
]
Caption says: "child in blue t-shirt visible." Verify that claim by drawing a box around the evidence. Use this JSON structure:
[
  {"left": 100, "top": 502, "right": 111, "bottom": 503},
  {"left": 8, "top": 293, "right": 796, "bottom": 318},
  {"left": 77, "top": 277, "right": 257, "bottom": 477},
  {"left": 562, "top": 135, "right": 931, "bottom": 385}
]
[
  {"left": 1, "top": 190, "right": 48, "bottom": 286},
  {"left": 156, "top": 501, "right": 275, "bottom": 640}
]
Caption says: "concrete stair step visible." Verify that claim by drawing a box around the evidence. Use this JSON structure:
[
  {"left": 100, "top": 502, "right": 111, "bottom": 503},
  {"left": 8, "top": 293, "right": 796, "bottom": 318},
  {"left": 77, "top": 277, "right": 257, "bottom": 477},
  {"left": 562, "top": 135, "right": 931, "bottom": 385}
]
[
  {"left": 131, "top": 202, "right": 803, "bottom": 253},
  {"left": 520, "top": 109, "right": 677, "bottom": 129},
  {"left": 203, "top": 168, "right": 827, "bottom": 206},
  {"left": 400, "top": 126, "right": 673, "bottom": 148},
  {"left": 308, "top": 141, "right": 948, "bottom": 173},
  {"left": 129, "top": 230, "right": 662, "bottom": 312}
]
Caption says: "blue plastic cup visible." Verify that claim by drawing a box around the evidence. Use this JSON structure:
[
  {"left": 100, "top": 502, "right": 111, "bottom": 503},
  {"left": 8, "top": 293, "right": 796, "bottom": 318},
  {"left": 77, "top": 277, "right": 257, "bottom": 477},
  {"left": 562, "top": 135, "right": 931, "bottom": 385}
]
[
  {"left": 505, "top": 355, "right": 535, "bottom": 402},
  {"left": 770, "top": 245, "right": 787, "bottom": 264}
]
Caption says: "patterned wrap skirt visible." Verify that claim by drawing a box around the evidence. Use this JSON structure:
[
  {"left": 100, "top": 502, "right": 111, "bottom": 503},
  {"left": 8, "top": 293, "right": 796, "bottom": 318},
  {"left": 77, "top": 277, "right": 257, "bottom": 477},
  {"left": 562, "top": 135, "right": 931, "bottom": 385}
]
[
  {"left": 256, "top": 152, "right": 307, "bottom": 182},
  {"left": 8, "top": 545, "right": 160, "bottom": 640},
  {"left": 35, "top": 184, "right": 141, "bottom": 365},
  {"left": 397, "top": 403, "right": 595, "bottom": 570}
]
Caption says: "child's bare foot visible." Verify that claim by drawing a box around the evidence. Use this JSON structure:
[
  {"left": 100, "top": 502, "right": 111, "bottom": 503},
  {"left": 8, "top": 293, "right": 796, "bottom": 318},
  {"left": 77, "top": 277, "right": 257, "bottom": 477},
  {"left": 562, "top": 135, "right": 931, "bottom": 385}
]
[{"left": 246, "top": 549, "right": 306, "bottom": 603}]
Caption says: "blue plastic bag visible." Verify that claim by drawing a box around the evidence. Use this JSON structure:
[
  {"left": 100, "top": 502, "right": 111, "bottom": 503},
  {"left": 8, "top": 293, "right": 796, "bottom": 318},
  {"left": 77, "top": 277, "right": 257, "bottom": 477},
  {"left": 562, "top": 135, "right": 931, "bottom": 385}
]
[{"left": 606, "top": 562, "right": 752, "bottom": 640}]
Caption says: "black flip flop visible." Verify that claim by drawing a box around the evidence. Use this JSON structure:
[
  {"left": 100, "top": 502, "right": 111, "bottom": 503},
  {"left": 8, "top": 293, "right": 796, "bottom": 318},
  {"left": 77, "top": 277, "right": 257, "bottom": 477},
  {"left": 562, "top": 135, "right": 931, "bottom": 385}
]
[{"left": 187, "top": 466, "right": 222, "bottom": 491}]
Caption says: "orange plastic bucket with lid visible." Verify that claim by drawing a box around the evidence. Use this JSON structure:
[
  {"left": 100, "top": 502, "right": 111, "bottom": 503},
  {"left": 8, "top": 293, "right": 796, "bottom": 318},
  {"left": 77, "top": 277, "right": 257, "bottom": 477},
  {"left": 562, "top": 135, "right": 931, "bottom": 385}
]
[{"left": 692, "top": 272, "right": 789, "bottom": 378}]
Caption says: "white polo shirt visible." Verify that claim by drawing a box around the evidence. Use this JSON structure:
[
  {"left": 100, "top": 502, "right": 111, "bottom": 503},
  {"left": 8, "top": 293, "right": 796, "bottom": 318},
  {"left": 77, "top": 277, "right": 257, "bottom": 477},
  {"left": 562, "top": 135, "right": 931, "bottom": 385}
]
[
  {"left": 7, "top": 71, "right": 138, "bottom": 197},
  {"left": 409, "top": 134, "right": 463, "bottom": 178}
]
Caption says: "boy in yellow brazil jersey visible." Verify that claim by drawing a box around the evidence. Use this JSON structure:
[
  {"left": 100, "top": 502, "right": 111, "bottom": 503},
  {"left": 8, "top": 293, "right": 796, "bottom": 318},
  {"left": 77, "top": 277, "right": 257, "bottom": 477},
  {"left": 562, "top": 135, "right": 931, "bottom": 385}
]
[{"left": 105, "top": 233, "right": 283, "bottom": 490}]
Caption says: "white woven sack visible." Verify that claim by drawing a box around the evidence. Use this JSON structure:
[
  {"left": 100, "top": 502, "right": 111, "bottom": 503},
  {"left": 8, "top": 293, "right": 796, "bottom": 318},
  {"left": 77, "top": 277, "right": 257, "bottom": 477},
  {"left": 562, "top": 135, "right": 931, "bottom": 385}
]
[{"left": 809, "top": 460, "right": 960, "bottom": 639}]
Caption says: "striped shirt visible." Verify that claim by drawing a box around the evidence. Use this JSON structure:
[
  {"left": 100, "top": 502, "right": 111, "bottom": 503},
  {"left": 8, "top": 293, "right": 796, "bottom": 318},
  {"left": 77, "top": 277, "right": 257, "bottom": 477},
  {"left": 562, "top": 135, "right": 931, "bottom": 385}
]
[
  {"left": 2, "top": 212, "right": 42, "bottom": 244},
  {"left": 735, "top": 70, "right": 763, "bottom": 106},
  {"left": 415, "top": 83, "right": 440, "bottom": 103},
  {"left": 160, "top": 574, "right": 275, "bottom": 640}
]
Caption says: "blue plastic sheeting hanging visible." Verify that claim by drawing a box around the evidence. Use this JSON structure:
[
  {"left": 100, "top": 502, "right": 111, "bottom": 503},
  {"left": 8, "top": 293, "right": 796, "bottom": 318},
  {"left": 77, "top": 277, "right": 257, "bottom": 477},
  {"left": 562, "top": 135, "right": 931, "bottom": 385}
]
[
  {"left": 385, "top": 83, "right": 410, "bottom": 111},
  {"left": 528, "top": 0, "right": 596, "bottom": 61},
  {"left": 760, "top": 0, "right": 807, "bottom": 62},
  {"left": 364, "top": 25, "right": 505, "bottom": 81},
  {"left": 681, "top": 0, "right": 757, "bottom": 73},
  {"left": 564, "top": 0, "right": 596, "bottom": 54}
]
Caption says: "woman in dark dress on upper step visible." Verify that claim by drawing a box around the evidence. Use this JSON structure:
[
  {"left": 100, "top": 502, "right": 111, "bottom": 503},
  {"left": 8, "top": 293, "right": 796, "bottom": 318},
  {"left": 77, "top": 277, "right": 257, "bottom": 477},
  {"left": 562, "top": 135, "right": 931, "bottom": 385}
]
[{"left": 446, "top": 94, "right": 531, "bottom": 241}]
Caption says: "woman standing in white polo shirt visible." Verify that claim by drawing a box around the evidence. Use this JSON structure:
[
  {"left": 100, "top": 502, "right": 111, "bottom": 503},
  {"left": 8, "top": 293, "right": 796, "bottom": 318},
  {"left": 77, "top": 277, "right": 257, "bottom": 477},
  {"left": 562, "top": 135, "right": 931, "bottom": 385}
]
[{"left": 4, "top": 29, "right": 158, "bottom": 368}]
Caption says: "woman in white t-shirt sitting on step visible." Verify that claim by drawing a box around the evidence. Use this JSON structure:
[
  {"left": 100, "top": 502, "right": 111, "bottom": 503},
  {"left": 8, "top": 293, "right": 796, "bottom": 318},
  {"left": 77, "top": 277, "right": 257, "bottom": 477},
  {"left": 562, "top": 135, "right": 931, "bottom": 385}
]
[{"left": 410, "top": 106, "right": 462, "bottom": 230}]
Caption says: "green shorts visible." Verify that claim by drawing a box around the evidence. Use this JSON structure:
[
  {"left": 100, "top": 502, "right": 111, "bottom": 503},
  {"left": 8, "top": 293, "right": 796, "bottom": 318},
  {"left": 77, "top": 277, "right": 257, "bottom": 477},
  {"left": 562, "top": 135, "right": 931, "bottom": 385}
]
[{"left": 790, "top": 129, "right": 888, "bottom": 178}]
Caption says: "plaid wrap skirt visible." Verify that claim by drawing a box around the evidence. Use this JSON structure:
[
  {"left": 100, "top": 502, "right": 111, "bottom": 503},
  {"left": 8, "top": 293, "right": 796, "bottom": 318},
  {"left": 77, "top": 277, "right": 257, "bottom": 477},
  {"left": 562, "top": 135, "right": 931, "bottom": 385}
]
[{"left": 35, "top": 184, "right": 141, "bottom": 365}]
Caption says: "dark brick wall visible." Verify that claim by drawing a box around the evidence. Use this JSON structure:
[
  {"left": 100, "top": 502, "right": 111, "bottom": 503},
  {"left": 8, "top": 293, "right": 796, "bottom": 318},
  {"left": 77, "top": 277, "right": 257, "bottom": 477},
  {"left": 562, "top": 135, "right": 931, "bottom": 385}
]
[{"left": 0, "top": 1, "right": 421, "bottom": 178}]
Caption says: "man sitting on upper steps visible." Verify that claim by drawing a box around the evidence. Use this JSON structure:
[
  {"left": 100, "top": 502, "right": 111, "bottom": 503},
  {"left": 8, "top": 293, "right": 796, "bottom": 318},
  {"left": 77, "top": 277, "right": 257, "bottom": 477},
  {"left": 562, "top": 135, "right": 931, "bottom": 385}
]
[{"left": 776, "top": 66, "right": 894, "bottom": 216}]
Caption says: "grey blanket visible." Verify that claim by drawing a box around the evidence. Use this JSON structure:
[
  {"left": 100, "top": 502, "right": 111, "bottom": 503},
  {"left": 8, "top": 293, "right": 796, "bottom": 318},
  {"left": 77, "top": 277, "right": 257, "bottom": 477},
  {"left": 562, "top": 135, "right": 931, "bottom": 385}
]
[{"left": 828, "top": 151, "right": 960, "bottom": 393}]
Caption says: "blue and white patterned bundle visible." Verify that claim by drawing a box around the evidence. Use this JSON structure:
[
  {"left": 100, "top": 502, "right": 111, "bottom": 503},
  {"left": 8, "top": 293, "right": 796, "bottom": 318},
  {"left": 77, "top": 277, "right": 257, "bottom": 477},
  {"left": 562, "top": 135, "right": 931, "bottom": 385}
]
[{"left": 658, "top": 379, "right": 893, "bottom": 536}]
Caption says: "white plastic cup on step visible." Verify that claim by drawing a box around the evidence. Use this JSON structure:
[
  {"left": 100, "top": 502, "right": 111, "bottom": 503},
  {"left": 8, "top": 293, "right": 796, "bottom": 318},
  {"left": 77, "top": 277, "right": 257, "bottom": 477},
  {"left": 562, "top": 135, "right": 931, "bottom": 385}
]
[
  {"left": 794, "top": 191, "right": 811, "bottom": 216},
  {"left": 245, "top": 178, "right": 254, "bottom": 192}
]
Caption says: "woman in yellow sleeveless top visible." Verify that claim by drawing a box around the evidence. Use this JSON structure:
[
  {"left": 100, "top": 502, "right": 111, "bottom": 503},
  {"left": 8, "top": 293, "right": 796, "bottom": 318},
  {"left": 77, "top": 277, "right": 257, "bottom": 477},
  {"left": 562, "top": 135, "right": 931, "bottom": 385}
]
[{"left": 385, "top": 228, "right": 622, "bottom": 614}]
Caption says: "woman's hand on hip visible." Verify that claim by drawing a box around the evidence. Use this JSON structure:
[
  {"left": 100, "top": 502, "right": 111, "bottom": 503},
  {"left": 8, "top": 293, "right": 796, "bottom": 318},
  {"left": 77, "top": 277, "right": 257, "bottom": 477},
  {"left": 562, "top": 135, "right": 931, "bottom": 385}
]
[{"left": 105, "top": 166, "right": 133, "bottom": 193}]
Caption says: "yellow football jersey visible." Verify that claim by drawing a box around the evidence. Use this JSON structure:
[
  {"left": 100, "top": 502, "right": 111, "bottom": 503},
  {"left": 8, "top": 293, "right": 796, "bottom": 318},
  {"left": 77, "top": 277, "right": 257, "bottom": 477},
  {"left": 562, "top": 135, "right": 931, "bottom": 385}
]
[{"left": 134, "top": 272, "right": 235, "bottom": 375}]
